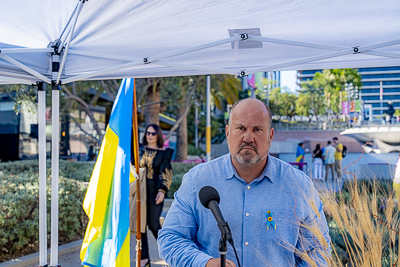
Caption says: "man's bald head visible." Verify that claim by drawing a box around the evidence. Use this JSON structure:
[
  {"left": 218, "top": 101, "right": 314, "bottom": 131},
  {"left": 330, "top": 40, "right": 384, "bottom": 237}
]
[{"left": 228, "top": 98, "right": 272, "bottom": 129}]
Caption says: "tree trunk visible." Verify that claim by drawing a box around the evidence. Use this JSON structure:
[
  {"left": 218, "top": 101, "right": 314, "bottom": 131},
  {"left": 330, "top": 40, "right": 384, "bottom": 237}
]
[
  {"left": 144, "top": 81, "right": 160, "bottom": 126},
  {"left": 175, "top": 88, "right": 187, "bottom": 161}
]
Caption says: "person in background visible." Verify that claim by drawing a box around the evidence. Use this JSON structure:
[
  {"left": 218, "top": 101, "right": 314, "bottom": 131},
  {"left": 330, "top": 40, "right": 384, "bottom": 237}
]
[
  {"left": 312, "top": 144, "right": 323, "bottom": 181},
  {"left": 158, "top": 98, "right": 331, "bottom": 267},
  {"left": 296, "top": 142, "right": 306, "bottom": 171},
  {"left": 138, "top": 124, "right": 174, "bottom": 267},
  {"left": 323, "top": 141, "right": 336, "bottom": 181},
  {"left": 87, "top": 145, "right": 96, "bottom": 161},
  {"left": 332, "top": 137, "right": 343, "bottom": 181}
]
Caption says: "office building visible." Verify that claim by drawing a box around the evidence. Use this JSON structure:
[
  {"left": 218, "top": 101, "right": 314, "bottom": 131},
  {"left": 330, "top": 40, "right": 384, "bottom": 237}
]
[{"left": 297, "top": 67, "right": 400, "bottom": 119}]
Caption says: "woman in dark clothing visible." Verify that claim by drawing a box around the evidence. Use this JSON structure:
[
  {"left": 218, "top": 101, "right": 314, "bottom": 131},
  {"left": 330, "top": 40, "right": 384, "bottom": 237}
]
[
  {"left": 312, "top": 143, "right": 324, "bottom": 180},
  {"left": 139, "top": 124, "right": 173, "bottom": 267}
]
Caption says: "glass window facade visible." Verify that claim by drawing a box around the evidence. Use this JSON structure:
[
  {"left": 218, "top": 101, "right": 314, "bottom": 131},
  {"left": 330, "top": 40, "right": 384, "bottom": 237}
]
[{"left": 297, "top": 67, "right": 400, "bottom": 119}]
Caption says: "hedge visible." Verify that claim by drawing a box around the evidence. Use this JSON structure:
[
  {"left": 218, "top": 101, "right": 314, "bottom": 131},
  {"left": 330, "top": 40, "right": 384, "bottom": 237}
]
[{"left": 0, "top": 160, "right": 197, "bottom": 262}]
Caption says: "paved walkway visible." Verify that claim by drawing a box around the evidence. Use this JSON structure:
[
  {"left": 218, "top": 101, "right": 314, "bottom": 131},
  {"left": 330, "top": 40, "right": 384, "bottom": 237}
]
[{"left": 25, "top": 234, "right": 168, "bottom": 267}]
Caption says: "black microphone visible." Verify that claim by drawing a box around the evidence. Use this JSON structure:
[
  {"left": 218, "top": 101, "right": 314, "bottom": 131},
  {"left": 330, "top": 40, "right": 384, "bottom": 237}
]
[{"left": 199, "top": 186, "right": 233, "bottom": 245}]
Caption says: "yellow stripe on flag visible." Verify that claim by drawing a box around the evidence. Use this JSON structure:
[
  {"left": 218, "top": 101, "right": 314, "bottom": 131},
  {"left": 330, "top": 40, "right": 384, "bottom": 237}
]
[
  {"left": 115, "top": 230, "right": 130, "bottom": 266},
  {"left": 80, "top": 127, "right": 119, "bottom": 261}
]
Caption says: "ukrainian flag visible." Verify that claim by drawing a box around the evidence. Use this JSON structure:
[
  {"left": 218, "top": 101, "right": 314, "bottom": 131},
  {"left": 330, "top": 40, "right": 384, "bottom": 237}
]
[{"left": 80, "top": 78, "right": 134, "bottom": 266}]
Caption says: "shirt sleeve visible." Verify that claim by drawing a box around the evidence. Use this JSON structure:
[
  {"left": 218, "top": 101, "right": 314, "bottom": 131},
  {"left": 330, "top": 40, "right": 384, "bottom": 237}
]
[
  {"left": 295, "top": 184, "right": 331, "bottom": 266},
  {"left": 158, "top": 173, "right": 212, "bottom": 267},
  {"left": 337, "top": 143, "right": 343, "bottom": 152},
  {"left": 158, "top": 148, "right": 174, "bottom": 193}
]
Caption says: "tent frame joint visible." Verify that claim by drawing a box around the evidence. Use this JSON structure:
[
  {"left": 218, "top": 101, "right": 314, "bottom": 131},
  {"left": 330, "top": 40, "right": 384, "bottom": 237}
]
[
  {"left": 143, "top": 57, "right": 149, "bottom": 64},
  {"left": 353, "top": 46, "right": 360, "bottom": 54},
  {"left": 37, "top": 82, "right": 46, "bottom": 91},
  {"left": 240, "top": 33, "right": 248, "bottom": 40},
  {"left": 239, "top": 70, "right": 246, "bottom": 77}
]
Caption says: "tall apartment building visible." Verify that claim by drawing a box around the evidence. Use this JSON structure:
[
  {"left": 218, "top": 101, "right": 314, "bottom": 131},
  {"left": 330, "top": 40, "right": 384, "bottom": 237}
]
[{"left": 297, "top": 67, "right": 400, "bottom": 119}]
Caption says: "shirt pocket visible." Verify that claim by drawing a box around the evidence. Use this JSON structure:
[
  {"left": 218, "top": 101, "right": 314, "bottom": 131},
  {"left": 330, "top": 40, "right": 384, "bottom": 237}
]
[{"left": 260, "top": 209, "right": 299, "bottom": 247}]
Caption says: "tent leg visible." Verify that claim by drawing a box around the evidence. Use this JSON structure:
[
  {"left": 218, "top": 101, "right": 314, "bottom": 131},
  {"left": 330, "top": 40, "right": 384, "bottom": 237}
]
[
  {"left": 206, "top": 75, "right": 211, "bottom": 162},
  {"left": 38, "top": 82, "right": 48, "bottom": 267},
  {"left": 50, "top": 85, "right": 60, "bottom": 267}
]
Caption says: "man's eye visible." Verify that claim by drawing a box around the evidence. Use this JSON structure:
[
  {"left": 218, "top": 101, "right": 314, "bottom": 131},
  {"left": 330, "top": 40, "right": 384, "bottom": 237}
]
[{"left": 237, "top": 127, "right": 245, "bottom": 130}]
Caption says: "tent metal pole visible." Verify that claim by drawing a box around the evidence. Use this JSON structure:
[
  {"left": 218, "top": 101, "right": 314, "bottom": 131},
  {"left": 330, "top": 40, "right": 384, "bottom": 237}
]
[
  {"left": 206, "top": 75, "right": 211, "bottom": 162},
  {"left": 0, "top": 54, "right": 51, "bottom": 83},
  {"left": 62, "top": 59, "right": 144, "bottom": 83},
  {"left": 247, "top": 48, "right": 353, "bottom": 74},
  {"left": 50, "top": 85, "right": 60, "bottom": 267},
  {"left": 38, "top": 82, "right": 48, "bottom": 267},
  {"left": 362, "top": 38, "right": 400, "bottom": 51},
  {"left": 147, "top": 35, "right": 241, "bottom": 63},
  {"left": 56, "top": 1, "right": 85, "bottom": 83},
  {"left": 363, "top": 50, "right": 400, "bottom": 59},
  {"left": 249, "top": 36, "right": 343, "bottom": 51},
  {"left": 155, "top": 61, "right": 238, "bottom": 76},
  {"left": 57, "top": 2, "right": 80, "bottom": 53},
  {"left": 68, "top": 49, "right": 139, "bottom": 61},
  {"left": 0, "top": 48, "right": 53, "bottom": 54},
  {"left": 63, "top": 35, "right": 241, "bottom": 83}
]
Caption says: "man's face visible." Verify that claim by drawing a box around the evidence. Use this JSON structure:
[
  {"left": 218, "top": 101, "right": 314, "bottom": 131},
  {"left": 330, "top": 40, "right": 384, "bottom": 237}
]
[
  {"left": 333, "top": 139, "right": 338, "bottom": 145},
  {"left": 226, "top": 100, "right": 274, "bottom": 166}
]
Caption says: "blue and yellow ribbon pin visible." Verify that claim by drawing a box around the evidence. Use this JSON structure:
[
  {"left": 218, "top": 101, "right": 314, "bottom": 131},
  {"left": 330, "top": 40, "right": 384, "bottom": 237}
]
[{"left": 266, "top": 210, "right": 276, "bottom": 230}]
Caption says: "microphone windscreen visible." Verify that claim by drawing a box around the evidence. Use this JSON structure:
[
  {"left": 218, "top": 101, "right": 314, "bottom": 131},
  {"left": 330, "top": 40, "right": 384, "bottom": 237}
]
[{"left": 199, "top": 186, "right": 220, "bottom": 208}]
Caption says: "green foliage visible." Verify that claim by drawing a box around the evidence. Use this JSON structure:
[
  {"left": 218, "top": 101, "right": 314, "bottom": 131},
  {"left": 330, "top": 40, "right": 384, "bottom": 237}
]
[
  {"left": 0, "top": 160, "right": 92, "bottom": 261},
  {"left": 305, "top": 69, "right": 362, "bottom": 114},
  {"left": 0, "top": 160, "right": 197, "bottom": 261},
  {"left": 167, "top": 162, "right": 199, "bottom": 198},
  {"left": 296, "top": 81, "right": 326, "bottom": 122},
  {"left": 269, "top": 87, "right": 297, "bottom": 120},
  {"left": 187, "top": 143, "right": 204, "bottom": 156},
  {"left": 0, "top": 84, "right": 38, "bottom": 114}
]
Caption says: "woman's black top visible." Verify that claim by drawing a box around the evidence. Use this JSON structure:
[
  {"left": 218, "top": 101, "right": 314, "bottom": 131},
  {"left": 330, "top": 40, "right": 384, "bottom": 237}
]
[
  {"left": 313, "top": 149, "right": 323, "bottom": 159},
  {"left": 139, "top": 146, "right": 174, "bottom": 203}
]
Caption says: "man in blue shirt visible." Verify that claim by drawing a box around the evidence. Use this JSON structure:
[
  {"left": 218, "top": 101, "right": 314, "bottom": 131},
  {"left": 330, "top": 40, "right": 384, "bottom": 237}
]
[{"left": 158, "top": 98, "right": 331, "bottom": 267}]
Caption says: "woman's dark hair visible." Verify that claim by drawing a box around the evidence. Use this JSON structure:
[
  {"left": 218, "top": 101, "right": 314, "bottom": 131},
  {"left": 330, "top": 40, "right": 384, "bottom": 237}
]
[
  {"left": 298, "top": 142, "right": 304, "bottom": 146},
  {"left": 314, "top": 144, "right": 321, "bottom": 153},
  {"left": 142, "top": 124, "right": 164, "bottom": 148}
]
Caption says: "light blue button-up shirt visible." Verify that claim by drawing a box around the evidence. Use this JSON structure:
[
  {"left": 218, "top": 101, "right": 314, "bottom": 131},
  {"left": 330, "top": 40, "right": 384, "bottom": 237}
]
[{"left": 158, "top": 154, "right": 331, "bottom": 267}]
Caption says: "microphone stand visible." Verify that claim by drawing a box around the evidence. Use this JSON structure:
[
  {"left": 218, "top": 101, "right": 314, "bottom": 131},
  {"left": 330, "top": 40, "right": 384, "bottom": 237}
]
[
  {"left": 218, "top": 221, "right": 232, "bottom": 267},
  {"left": 219, "top": 233, "right": 227, "bottom": 267}
]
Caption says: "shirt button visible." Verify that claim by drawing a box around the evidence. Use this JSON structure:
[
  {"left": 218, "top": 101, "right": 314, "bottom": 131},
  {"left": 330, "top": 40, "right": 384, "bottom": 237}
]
[
  {"left": 245, "top": 242, "right": 249, "bottom": 246},
  {"left": 247, "top": 186, "right": 251, "bottom": 189},
  {"left": 245, "top": 212, "right": 249, "bottom": 217}
]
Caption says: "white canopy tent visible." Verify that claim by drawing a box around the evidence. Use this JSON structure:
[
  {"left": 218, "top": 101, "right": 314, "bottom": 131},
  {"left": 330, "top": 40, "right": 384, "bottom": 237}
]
[
  {"left": 1, "top": 0, "right": 400, "bottom": 266},
  {"left": 1, "top": 0, "right": 400, "bottom": 84}
]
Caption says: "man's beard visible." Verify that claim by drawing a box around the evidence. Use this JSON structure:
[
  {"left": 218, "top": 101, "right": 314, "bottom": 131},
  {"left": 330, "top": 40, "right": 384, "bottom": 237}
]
[{"left": 233, "top": 142, "right": 267, "bottom": 165}]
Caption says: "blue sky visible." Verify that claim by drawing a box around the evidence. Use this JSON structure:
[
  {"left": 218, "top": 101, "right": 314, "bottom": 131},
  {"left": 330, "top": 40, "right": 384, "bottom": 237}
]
[{"left": 280, "top": 70, "right": 297, "bottom": 93}]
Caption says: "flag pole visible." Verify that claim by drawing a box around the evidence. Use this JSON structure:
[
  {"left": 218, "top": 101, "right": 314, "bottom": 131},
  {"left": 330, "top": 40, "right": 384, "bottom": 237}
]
[{"left": 132, "top": 79, "right": 142, "bottom": 266}]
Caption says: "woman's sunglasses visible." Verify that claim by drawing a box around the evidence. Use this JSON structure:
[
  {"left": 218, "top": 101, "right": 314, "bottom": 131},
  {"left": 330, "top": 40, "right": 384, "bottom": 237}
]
[{"left": 146, "top": 131, "right": 157, "bottom": 136}]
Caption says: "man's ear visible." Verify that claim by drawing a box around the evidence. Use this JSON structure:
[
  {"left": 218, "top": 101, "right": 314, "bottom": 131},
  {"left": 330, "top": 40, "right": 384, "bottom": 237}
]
[
  {"left": 269, "top": 128, "right": 275, "bottom": 141},
  {"left": 225, "top": 125, "right": 230, "bottom": 141}
]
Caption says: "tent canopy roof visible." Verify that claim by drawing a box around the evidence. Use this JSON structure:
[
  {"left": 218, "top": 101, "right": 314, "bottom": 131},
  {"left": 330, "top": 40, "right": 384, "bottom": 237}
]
[{"left": 1, "top": 0, "right": 400, "bottom": 85}]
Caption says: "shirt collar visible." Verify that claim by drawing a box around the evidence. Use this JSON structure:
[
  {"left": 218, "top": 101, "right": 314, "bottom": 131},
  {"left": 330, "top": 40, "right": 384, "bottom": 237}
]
[{"left": 224, "top": 154, "right": 275, "bottom": 184}]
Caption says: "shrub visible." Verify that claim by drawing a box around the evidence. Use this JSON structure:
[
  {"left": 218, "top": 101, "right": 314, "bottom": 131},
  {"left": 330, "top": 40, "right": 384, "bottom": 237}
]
[
  {"left": 168, "top": 162, "right": 199, "bottom": 198},
  {"left": 0, "top": 160, "right": 92, "bottom": 262},
  {"left": 0, "top": 160, "right": 197, "bottom": 261},
  {"left": 321, "top": 178, "right": 400, "bottom": 266}
]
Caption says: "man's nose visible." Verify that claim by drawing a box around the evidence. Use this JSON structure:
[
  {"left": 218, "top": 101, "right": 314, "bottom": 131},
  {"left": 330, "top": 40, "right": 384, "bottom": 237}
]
[{"left": 242, "top": 130, "right": 254, "bottom": 143}]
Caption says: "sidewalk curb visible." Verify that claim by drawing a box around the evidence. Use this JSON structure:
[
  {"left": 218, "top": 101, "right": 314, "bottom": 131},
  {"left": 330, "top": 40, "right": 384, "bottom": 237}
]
[{"left": 0, "top": 239, "right": 82, "bottom": 267}]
